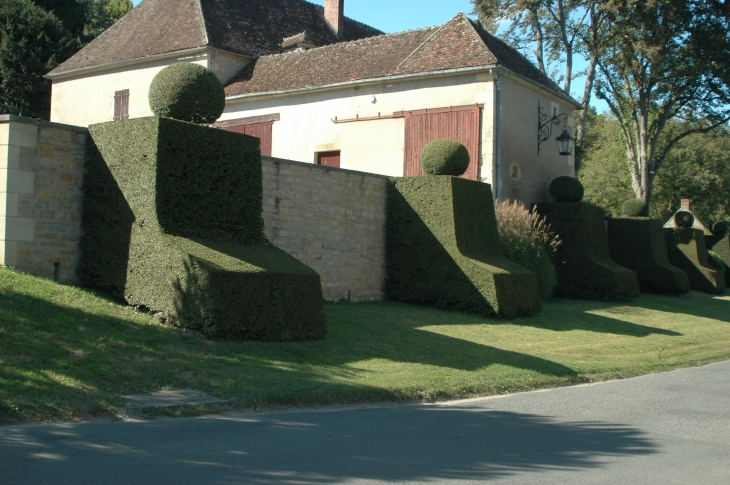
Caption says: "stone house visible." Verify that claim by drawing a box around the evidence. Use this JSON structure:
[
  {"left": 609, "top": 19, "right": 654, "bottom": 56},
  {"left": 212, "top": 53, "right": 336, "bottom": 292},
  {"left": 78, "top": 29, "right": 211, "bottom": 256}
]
[{"left": 47, "top": 0, "right": 581, "bottom": 204}]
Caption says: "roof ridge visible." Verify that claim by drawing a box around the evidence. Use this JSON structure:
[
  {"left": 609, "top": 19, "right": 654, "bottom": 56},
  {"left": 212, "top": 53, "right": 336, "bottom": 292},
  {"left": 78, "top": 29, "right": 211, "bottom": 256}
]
[{"left": 195, "top": 0, "right": 209, "bottom": 45}]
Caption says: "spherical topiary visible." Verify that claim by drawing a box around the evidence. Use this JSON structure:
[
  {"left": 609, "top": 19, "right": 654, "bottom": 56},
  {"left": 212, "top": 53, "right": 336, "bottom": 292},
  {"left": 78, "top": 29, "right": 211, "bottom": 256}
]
[
  {"left": 148, "top": 63, "right": 225, "bottom": 124},
  {"left": 549, "top": 176, "right": 584, "bottom": 202},
  {"left": 674, "top": 211, "right": 694, "bottom": 228},
  {"left": 420, "top": 139, "right": 470, "bottom": 176},
  {"left": 620, "top": 198, "right": 649, "bottom": 217},
  {"left": 711, "top": 221, "right": 728, "bottom": 236}
]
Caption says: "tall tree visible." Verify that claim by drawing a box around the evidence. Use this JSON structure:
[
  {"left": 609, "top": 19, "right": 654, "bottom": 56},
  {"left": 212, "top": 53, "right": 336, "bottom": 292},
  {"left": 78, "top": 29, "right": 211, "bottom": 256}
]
[
  {"left": 31, "top": 0, "right": 90, "bottom": 40},
  {"left": 84, "top": 0, "right": 133, "bottom": 41},
  {"left": 595, "top": 0, "right": 730, "bottom": 206},
  {"left": 0, "top": 0, "right": 76, "bottom": 119}
]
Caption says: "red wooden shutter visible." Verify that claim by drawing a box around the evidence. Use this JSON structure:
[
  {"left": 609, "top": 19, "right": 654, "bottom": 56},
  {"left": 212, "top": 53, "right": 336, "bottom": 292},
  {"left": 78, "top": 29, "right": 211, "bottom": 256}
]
[
  {"left": 218, "top": 122, "right": 273, "bottom": 157},
  {"left": 317, "top": 151, "right": 341, "bottom": 168},
  {"left": 403, "top": 105, "right": 481, "bottom": 180},
  {"left": 114, "top": 89, "right": 129, "bottom": 121}
]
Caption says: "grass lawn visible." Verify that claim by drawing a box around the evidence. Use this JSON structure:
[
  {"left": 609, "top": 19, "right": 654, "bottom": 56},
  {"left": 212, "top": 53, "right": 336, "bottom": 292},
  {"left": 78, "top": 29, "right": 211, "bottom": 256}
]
[{"left": 2, "top": 266, "right": 730, "bottom": 425}]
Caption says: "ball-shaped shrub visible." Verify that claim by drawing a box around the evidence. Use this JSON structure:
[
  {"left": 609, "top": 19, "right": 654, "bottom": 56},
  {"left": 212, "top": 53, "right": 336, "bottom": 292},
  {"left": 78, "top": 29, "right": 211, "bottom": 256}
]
[
  {"left": 674, "top": 211, "right": 694, "bottom": 228},
  {"left": 420, "top": 139, "right": 470, "bottom": 176},
  {"left": 711, "top": 221, "right": 728, "bottom": 236},
  {"left": 149, "top": 63, "right": 225, "bottom": 124},
  {"left": 621, "top": 198, "right": 649, "bottom": 217},
  {"left": 549, "top": 176, "right": 584, "bottom": 202}
]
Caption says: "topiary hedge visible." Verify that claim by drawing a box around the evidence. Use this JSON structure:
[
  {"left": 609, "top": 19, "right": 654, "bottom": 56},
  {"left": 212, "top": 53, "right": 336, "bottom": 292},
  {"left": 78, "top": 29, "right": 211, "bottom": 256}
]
[
  {"left": 148, "top": 63, "right": 225, "bottom": 124},
  {"left": 705, "top": 224, "right": 730, "bottom": 286},
  {"left": 420, "top": 139, "right": 470, "bottom": 176},
  {"left": 386, "top": 176, "right": 542, "bottom": 318},
  {"left": 664, "top": 227, "right": 725, "bottom": 294},
  {"left": 79, "top": 116, "right": 326, "bottom": 340},
  {"left": 674, "top": 211, "right": 694, "bottom": 228},
  {"left": 620, "top": 199, "right": 649, "bottom": 217},
  {"left": 549, "top": 176, "right": 584, "bottom": 202},
  {"left": 531, "top": 202, "right": 640, "bottom": 299},
  {"left": 607, "top": 217, "right": 689, "bottom": 294}
]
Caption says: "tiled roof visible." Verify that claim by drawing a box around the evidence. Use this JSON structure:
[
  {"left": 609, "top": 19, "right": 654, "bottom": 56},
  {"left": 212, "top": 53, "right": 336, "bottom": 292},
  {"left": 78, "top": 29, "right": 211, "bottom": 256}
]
[
  {"left": 49, "top": 0, "right": 382, "bottom": 76},
  {"left": 224, "top": 14, "right": 578, "bottom": 105},
  {"left": 282, "top": 31, "right": 313, "bottom": 48}
]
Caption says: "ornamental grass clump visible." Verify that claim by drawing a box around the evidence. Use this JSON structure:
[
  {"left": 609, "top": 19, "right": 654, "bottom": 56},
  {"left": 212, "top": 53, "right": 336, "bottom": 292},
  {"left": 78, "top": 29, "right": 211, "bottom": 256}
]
[{"left": 495, "top": 200, "right": 560, "bottom": 300}]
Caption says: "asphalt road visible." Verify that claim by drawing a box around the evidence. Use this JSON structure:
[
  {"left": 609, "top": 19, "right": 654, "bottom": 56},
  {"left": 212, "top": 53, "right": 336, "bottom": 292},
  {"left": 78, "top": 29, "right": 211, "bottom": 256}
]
[{"left": 2, "top": 360, "right": 729, "bottom": 484}]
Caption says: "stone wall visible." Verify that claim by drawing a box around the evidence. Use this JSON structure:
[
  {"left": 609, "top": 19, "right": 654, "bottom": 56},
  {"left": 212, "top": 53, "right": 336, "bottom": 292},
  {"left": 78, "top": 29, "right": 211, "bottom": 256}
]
[
  {"left": 262, "top": 157, "right": 388, "bottom": 302},
  {"left": 0, "top": 116, "right": 87, "bottom": 283}
]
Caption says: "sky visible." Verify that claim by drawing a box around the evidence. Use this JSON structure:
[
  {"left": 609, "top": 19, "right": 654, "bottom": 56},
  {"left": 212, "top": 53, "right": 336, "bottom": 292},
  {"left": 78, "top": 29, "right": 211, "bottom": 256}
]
[{"left": 132, "top": 0, "right": 599, "bottom": 109}]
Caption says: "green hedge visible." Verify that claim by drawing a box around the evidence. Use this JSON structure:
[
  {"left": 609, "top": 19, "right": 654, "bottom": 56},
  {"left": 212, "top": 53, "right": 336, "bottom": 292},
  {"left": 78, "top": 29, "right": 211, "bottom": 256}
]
[
  {"left": 79, "top": 116, "right": 326, "bottom": 340},
  {"left": 386, "top": 176, "right": 542, "bottom": 318},
  {"left": 607, "top": 217, "right": 689, "bottom": 294},
  {"left": 531, "top": 203, "right": 640, "bottom": 299},
  {"left": 664, "top": 228, "right": 726, "bottom": 294},
  {"left": 705, "top": 232, "right": 730, "bottom": 286}
]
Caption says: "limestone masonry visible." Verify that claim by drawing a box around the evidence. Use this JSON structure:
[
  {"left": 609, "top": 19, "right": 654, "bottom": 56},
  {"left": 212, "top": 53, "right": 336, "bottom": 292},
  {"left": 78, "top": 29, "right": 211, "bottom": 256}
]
[{"left": 1, "top": 118, "right": 388, "bottom": 300}]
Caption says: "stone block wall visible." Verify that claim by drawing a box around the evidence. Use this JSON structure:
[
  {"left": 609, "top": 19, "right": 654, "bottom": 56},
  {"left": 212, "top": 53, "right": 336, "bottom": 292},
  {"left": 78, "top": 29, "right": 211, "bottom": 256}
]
[
  {"left": 262, "top": 157, "right": 388, "bottom": 301},
  {"left": 0, "top": 116, "right": 87, "bottom": 283}
]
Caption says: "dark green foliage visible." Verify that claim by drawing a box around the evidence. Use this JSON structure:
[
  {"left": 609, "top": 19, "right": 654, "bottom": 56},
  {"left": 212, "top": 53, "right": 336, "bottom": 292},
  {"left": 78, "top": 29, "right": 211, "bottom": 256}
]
[
  {"left": 80, "top": 116, "right": 326, "bottom": 340},
  {"left": 707, "top": 250, "right": 726, "bottom": 275},
  {"left": 386, "top": 176, "right": 542, "bottom": 318},
  {"left": 549, "top": 176, "right": 584, "bottom": 202},
  {"left": 531, "top": 202, "right": 640, "bottom": 299},
  {"left": 705, "top": 232, "right": 730, "bottom": 287},
  {"left": 664, "top": 228, "right": 725, "bottom": 294},
  {"left": 621, "top": 199, "right": 649, "bottom": 217},
  {"left": 0, "top": 0, "right": 76, "bottom": 119},
  {"left": 711, "top": 221, "right": 728, "bottom": 236},
  {"left": 148, "top": 63, "right": 225, "bottom": 124},
  {"left": 419, "top": 139, "right": 470, "bottom": 176},
  {"left": 675, "top": 211, "right": 694, "bottom": 228},
  {"left": 607, "top": 218, "right": 689, "bottom": 294}
]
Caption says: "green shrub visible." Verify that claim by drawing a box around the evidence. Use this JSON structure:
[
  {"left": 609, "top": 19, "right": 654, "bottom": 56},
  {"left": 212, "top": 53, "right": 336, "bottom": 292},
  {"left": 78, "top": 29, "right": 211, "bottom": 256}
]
[
  {"left": 494, "top": 200, "right": 559, "bottom": 300},
  {"left": 549, "top": 176, "right": 584, "bottom": 202},
  {"left": 711, "top": 221, "right": 728, "bottom": 236},
  {"left": 531, "top": 202, "right": 640, "bottom": 299},
  {"left": 707, "top": 250, "right": 727, "bottom": 276},
  {"left": 706, "top": 231, "right": 730, "bottom": 286},
  {"left": 80, "top": 117, "right": 327, "bottom": 340},
  {"left": 148, "top": 63, "right": 225, "bottom": 124},
  {"left": 607, "top": 217, "right": 689, "bottom": 294},
  {"left": 675, "top": 211, "right": 694, "bottom": 228},
  {"left": 386, "top": 176, "right": 542, "bottom": 318},
  {"left": 420, "top": 139, "right": 470, "bottom": 176},
  {"left": 664, "top": 228, "right": 725, "bottom": 294},
  {"left": 620, "top": 199, "right": 649, "bottom": 217}
]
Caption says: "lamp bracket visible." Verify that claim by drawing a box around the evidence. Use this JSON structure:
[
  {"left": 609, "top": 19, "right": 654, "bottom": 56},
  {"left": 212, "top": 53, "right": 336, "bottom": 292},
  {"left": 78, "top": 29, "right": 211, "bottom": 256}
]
[{"left": 538, "top": 101, "right": 568, "bottom": 154}]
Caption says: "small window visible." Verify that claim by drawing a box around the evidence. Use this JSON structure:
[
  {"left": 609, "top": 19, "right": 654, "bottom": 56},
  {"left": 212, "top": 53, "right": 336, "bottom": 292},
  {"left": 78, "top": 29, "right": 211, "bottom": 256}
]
[
  {"left": 114, "top": 89, "right": 129, "bottom": 121},
  {"left": 511, "top": 164, "right": 521, "bottom": 179},
  {"left": 317, "top": 151, "right": 341, "bottom": 168}
]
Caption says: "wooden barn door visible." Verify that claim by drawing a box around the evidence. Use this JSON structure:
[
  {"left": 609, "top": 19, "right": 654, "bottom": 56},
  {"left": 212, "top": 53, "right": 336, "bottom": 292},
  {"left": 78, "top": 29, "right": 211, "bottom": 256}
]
[
  {"left": 214, "top": 114, "right": 279, "bottom": 157},
  {"left": 403, "top": 104, "right": 481, "bottom": 180}
]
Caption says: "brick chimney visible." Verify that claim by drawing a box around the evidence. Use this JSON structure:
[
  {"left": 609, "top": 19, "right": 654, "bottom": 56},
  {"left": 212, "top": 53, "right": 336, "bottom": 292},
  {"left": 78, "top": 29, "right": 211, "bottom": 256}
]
[
  {"left": 325, "top": 0, "right": 344, "bottom": 36},
  {"left": 681, "top": 198, "right": 690, "bottom": 210}
]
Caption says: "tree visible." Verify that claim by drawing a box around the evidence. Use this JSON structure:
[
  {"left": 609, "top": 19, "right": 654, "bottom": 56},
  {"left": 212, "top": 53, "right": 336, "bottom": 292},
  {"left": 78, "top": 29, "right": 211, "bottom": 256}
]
[
  {"left": 31, "top": 0, "right": 90, "bottom": 39},
  {"left": 0, "top": 0, "right": 76, "bottom": 119},
  {"left": 595, "top": 0, "right": 730, "bottom": 206},
  {"left": 84, "top": 0, "right": 133, "bottom": 41}
]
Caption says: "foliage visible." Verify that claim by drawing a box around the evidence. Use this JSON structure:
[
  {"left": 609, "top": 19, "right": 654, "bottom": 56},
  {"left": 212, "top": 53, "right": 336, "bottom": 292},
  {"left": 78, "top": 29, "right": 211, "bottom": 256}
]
[
  {"left": 532, "top": 201, "right": 640, "bottom": 299},
  {"left": 83, "top": 0, "right": 133, "bottom": 40},
  {"left": 664, "top": 228, "right": 725, "bottom": 294},
  {"left": 149, "top": 63, "right": 226, "bottom": 124},
  {"left": 549, "top": 176, "right": 584, "bottom": 202},
  {"left": 494, "top": 200, "right": 559, "bottom": 300},
  {"left": 386, "top": 176, "right": 542, "bottom": 318},
  {"left": 31, "top": 0, "right": 131, "bottom": 42},
  {"left": 620, "top": 199, "right": 648, "bottom": 217},
  {"left": 607, "top": 217, "right": 689, "bottom": 294},
  {"left": 580, "top": 111, "right": 730, "bottom": 224},
  {"left": 706, "top": 250, "right": 726, "bottom": 276},
  {"left": 419, "top": 139, "right": 470, "bottom": 176},
  {"left": 674, "top": 211, "right": 694, "bottom": 228},
  {"left": 705, "top": 232, "right": 730, "bottom": 286},
  {"left": 0, "top": 0, "right": 75, "bottom": 119},
  {"left": 711, "top": 221, "right": 728, "bottom": 236},
  {"left": 80, "top": 117, "right": 326, "bottom": 340}
]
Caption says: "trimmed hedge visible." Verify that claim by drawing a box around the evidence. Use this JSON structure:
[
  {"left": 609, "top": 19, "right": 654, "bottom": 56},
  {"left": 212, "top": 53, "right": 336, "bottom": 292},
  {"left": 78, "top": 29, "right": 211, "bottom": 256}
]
[
  {"left": 607, "top": 217, "right": 689, "bottom": 294},
  {"left": 711, "top": 221, "right": 728, "bottom": 236},
  {"left": 620, "top": 199, "right": 649, "bottom": 217},
  {"left": 148, "top": 63, "right": 225, "bottom": 124},
  {"left": 675, "top": 211, "right": 694, "bottom": 228},
  {"left": 79, "top": 116, "right": 326, "bottom": 340},
  {"left": 531, "top": 202, "right": 640, "bottom": 299},
  {"left": 420, "top": 139, "right": 470, "bottom": 176},
  {"left": 664, "top": 228, "right": 725, "bottom": 294},
  {"left": 705, "top": 231, "right": 730, "bottom": 286},
  {"left": 386, "top": 176, "right": 542, "bottom": 318},
  {"left": 549, "top": 176, "right": 584, "bottom": 202}
]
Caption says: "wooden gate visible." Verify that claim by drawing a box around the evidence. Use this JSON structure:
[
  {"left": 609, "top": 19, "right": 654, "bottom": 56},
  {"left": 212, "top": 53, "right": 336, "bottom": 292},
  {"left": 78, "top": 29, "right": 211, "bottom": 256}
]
[
  {"left": 213, "top": 114, "right": 279, "bottom": 157},
  {"left": 403, "top": 104, "right": 482, "bottom": 180}
]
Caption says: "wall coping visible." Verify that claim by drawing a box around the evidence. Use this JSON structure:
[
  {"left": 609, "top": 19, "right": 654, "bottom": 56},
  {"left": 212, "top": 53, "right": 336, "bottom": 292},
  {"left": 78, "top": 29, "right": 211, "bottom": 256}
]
[
  {"left": 262, "top": 156, "right": 391, "bottom": 180},
  {"left": 0, "top": 114, "right": 88, "bottom": 133}
]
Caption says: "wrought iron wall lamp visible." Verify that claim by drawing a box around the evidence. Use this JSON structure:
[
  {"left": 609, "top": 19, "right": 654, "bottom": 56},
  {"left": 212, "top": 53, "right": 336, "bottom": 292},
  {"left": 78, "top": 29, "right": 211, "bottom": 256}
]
[{"left": 538, "top": 101, "right": 575, "bottom": 155}]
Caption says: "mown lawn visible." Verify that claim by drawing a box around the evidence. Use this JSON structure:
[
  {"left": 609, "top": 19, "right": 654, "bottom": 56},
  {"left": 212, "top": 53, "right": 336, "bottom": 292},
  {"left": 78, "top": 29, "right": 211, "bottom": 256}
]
[{"left": 1, "top": 266, "right": 730, "bottom": 424}]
